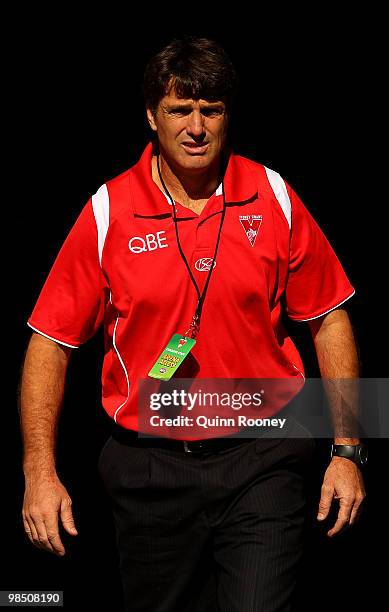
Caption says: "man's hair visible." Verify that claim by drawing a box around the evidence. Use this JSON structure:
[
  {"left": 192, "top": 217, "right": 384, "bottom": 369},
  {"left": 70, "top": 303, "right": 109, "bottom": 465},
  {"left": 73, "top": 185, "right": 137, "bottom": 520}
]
[{"left": 143, "top": 37, "right": 238, "bottom": 115}]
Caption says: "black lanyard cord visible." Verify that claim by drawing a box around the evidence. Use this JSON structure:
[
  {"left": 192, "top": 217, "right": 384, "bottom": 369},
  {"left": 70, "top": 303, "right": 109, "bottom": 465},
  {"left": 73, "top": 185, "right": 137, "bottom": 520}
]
[{"left": 156, "top": 153, "right": 226, "bottom": 336}]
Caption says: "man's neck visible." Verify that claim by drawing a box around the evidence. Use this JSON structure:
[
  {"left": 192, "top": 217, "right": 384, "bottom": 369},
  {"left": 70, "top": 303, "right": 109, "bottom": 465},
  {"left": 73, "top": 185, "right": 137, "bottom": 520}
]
[{"left": 151, "top": 154, "right": 221, "bottom": 214}]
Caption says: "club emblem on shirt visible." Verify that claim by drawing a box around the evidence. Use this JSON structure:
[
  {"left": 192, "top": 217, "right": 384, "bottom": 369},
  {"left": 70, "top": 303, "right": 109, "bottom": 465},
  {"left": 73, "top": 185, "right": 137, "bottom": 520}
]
[
  {"left": 239, "top": 215, "right": 263, "bottom": 247},
  {"left": 195, "top": 258, "right": 216, "bottom": 271}
]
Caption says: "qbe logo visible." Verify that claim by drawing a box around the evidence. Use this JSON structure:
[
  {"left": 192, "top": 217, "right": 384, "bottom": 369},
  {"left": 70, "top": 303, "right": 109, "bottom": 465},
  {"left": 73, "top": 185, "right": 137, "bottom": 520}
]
[{"left": 128, "top": 231, "right": 168, "bottom": 254}]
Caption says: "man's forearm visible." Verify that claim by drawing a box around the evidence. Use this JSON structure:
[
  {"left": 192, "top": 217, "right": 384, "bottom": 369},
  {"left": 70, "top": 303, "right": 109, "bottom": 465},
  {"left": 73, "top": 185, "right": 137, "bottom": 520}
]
[
  {"left": 19, "top": 333, "right": 72, "bottom": 479},
  {"left": 309, "top": 308, "right": 360, "bottom": 443}
]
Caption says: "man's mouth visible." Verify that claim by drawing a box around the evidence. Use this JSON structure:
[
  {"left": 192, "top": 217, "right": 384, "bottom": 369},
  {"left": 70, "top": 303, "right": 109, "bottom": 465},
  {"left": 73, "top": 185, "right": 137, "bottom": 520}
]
[{"left": 181, "top": 142, "right": 209, "bottom": 154}]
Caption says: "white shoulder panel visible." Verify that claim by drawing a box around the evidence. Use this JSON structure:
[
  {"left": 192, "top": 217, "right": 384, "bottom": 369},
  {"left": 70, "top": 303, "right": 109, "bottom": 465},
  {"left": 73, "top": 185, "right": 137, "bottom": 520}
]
[
  {"left": 91, "top": 184, "right": 110, "bottom": 265},
  {"left": 264, "top": 166, "right": 291, "bottom": 229}
]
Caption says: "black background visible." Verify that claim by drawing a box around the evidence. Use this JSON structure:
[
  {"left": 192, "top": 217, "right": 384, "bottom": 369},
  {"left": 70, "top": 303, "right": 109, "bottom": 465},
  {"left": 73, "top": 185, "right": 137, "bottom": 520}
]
[{"left": 5, "top": 10, "right": 386, "bottom": 611}]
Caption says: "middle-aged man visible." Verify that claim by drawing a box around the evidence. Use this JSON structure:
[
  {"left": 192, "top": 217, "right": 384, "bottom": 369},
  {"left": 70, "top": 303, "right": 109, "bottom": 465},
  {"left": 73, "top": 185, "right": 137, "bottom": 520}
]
[{"left": 21, "top": 37, "right": 366, "bottom": 611}]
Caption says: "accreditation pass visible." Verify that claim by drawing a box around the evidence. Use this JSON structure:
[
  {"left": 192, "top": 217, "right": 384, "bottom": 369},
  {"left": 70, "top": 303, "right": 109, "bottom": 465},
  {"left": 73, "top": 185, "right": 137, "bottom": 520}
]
[{"left": 148, "top": 334, "right": 196, "bottom": 381}]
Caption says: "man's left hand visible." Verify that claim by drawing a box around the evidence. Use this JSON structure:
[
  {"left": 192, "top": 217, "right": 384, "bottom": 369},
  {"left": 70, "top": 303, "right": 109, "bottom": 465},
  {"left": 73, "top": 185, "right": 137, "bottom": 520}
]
[{"left": 317, "top": 456, "right": 366, "bottom": 537}]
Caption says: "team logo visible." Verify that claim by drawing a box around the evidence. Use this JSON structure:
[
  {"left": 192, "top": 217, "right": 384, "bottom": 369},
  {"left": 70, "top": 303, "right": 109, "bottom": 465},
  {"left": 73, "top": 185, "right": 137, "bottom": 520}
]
[
  {"left": 177, "top": 337, "right": 187, "bottom": 349},
  {"left": 239, "top": 215, "right": 263, "bottom": 247},
  {"left": 195, "top": 257, "right": 216, "bottom": 271}
]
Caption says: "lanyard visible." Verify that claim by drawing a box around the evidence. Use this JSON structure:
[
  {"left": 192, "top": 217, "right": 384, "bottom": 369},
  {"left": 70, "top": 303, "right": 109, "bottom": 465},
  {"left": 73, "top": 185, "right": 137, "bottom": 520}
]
[{"left": 157, "top": 154, "right": 226, "bottom": 339}]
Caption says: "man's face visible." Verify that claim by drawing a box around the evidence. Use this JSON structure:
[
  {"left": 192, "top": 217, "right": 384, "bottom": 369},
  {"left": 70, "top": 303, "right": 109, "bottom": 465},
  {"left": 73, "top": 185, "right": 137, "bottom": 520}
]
[{"left": 147, "top": 88, "right": 229, "bottom": 173}]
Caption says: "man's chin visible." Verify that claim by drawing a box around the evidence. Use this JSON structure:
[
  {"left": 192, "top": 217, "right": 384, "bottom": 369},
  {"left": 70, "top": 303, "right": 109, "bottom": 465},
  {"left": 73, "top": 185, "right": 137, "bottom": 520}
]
[{"left": 178, "top": 152, "right": 216, "bottom": 171}]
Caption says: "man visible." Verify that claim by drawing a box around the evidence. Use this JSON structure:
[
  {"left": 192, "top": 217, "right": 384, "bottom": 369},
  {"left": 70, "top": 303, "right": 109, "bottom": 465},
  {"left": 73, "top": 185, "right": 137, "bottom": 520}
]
[{"left": 20, "top": 37, "right": 366, "bottom": 611}]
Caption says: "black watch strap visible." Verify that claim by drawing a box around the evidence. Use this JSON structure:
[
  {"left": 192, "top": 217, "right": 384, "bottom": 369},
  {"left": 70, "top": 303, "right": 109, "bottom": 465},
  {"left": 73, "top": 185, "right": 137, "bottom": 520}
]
[{"left": 331, "top": 443, "right": 368, "bottom": 467}]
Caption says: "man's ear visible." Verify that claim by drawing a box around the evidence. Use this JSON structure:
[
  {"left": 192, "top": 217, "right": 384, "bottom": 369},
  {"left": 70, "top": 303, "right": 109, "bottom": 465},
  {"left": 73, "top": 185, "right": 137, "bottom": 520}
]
[{"left": 146, "top": 108, "right": 157, "bottom": 132}]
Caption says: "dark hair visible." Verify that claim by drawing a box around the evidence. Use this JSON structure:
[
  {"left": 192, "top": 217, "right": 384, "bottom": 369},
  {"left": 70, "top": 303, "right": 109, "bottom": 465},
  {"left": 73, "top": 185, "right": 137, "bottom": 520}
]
[{"left": 143, "top": 37, "right": 238, "bottom": 115}]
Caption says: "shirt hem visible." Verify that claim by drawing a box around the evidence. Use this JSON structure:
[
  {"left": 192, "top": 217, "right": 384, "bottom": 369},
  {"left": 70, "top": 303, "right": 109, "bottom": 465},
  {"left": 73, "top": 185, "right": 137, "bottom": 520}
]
[
  {"left": 27, "top": 322, "right": 80, "bottom": 349},
  {"left": 287, "top": 289, "right": 356, "bottom": 322}
]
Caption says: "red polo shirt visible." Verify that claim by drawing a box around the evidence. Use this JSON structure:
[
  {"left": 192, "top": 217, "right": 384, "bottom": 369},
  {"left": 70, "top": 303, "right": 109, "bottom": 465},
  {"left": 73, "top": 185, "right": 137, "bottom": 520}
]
[{"left": 27, "top": 143, "right": 355, "bottom": 435}]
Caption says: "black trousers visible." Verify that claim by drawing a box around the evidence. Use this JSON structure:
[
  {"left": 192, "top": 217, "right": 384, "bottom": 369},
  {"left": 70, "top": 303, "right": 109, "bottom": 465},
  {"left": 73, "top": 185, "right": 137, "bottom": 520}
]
[{"left": 98, "top": 417, "right": 315, "bottom": 612}]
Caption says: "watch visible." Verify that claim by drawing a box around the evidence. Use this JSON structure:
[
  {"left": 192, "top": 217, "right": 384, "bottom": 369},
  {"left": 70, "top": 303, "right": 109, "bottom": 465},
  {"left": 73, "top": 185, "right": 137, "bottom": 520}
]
[{"left": 330, "top": 443, "right": 368, "bottom": 468}]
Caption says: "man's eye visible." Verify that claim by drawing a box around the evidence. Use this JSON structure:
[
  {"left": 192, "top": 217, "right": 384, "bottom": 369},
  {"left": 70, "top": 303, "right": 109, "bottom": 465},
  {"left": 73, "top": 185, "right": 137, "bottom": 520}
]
[
  {"left": 167, "top": 107, "right": 224, "bottom": 117},
  {"left": 201, "top": 108, "right": 224, "bottom": 117},
  {"left": 169, "top": 108, "right": 191, "bottom": 116}
]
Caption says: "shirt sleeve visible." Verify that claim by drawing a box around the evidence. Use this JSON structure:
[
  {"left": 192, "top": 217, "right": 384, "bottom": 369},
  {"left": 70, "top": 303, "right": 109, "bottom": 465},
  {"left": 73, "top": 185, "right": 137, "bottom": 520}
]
[
  {"left": 27, "top": 199, "right": 108, "bottom": 347},
  {"left": 284, "top": 183, "right": 355, "bottom": 321}
]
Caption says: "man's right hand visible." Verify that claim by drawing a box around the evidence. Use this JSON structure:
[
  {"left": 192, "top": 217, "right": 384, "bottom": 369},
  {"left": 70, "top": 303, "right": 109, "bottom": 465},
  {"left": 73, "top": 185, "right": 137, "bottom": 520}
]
[{"left": 22, "top": 474, "right": 78, "bottom": 557}]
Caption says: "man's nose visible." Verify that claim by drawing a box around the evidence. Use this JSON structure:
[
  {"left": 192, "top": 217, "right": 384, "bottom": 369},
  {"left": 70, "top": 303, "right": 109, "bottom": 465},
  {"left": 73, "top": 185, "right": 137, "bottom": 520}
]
[{"left": 186, "top": 110, "right": 206, "bottom": 139}]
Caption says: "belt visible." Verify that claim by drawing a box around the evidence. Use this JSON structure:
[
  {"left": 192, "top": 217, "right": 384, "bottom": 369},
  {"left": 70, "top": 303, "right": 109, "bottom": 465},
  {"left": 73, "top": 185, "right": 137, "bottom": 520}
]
[{"left": 109, "top": 422, "right": 257, "bottom": 455}]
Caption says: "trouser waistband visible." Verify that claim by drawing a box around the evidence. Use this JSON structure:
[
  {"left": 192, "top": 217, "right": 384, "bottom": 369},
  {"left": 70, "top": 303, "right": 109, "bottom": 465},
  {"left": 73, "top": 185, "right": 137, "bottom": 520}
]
[{"left": 109, "top": 421, "right": 257, "bottom": 454}]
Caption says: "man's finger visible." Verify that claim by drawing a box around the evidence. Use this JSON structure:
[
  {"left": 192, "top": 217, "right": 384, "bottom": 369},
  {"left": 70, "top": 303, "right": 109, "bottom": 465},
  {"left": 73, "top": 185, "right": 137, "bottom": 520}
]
[
  {"left": 32, "top": 517, "right": 56, "bottom": 554},
  {"left": 60, "top": 498, "right": 78, "bottom": 536},
  {"left": 349, "top": 496, "right": 365, "bottom": 526},
  {"left": 327, "top": 498, "right": 354, "bottom": 537},
  {"left": 45, "top": 516, "right": 66, "bottom": 556},
  {"left": 22, "top": 515, "right": 34, "bottom": 546},
  {"left": 327, "top": 516, "right": 349, "bottom": 537},
  {"left": 25, "top": 514, "right": 44, "bottom": 550},
  {"left": 317, "top": 484, "right": 334, "bottom": 520}
]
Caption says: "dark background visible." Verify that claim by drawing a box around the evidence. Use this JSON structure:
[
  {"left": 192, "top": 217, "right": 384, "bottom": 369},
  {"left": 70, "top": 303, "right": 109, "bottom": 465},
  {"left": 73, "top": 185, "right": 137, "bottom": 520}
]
[{"left": 5, "top": 11, "right": 386, "bottom": 611}]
